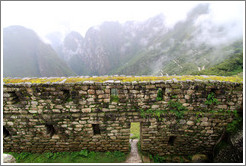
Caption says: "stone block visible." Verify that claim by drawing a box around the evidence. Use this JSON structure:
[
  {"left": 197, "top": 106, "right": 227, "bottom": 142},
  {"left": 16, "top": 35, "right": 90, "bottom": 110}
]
[
  {"left": 187, "top": 121, "right": 194, "bottom": 126},
  {"left": 53, "top": 109, "right": 61, "bottom": 113},
  {"left": 81, "top": 86, "right": 89, "bottom": 90},
  {"left": 227, "top": 102, "right": 235, "bottom": 106},
  {"left": 151, "top": 105, "right": 159, "bottom": 109},
  {"left": 183, "top": 103, "right": 190, "bottom": 107},
  {"left": 87, "top": 98, "right": 94, "bottom": 102},
  {"left": 82, "top": 108, "right": 91, "bottom": 113},
  {"left": 29, "top": 110, "right": 38, "bottom": 114},
  {"left": 201, "top": 122, "right": 210, "bottom": 126},
  {"left": 7, "top": 122, "right": 14, "bottom": 126},
  {"left": 79, "top": 90, "right": 87, "bottom": 95},
  {"left": 52, "top": 135, "right": 60, "bottom": 139},
  {"left": 217, "top": 105, "right": 228, "bottom": 109},
  {"left": 103, "top": 99, "right": 110, "bottom": 103},
  {"left": 146, "top": 85, "right": 156, "bottom": 89},
  {"left": 187, "top": 90, "right": 194, "bottom": 95},
  {"left": 70, "top": 109, "right": 79, "bottom": 113},
  {"left": 3, "top": 154, "right": 16, "bottom": 163},
  {"left": 201, "top": 117, "right": 208, "bottom": 122},
  {"left": 96, "top": 90, "right": 104, "bottom": 95},
  {"left": 185, "top": 95, "right": 190, "bottom": 100},
  {"left": 173, "top": 89, "right": 182, "bottom": 94},
  {"left": 88, "top": 90, "right": 95, "bottom": 95}
]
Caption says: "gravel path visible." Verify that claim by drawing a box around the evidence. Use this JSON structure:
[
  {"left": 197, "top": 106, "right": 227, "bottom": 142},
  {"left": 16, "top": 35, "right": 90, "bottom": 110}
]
[{"left": 125, "top": 139, "right": 142, "bottom": 163}]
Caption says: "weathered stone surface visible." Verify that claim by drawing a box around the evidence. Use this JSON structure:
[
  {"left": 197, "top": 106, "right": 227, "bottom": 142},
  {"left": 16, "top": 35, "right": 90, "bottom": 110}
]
[
  {"left": 201, "top": 122, "right": 209, "bottom": 126},
  {"left": 3, "top": 154, "right": 16, "bottom": 163},
  {"left": 7, "top": 122, "right": 14, "bottom": 126},
  {"left": 88, "top": 89, "right": 95, "bottom": 95},
  {"left": 151, "top": 105, "right": 159, "bottom": 109},
  {"left": 2, "top": 80, "right": 243, "bottom": 158},
  {"left": 214, "top": 129, "right": 243, "bottom": 163},
  {"left": 187, "top": 90, "right": 194, "bottom": 95},
  {"left": 230, "top": 129, "right": 243, "bottom": 152},
  {"left": 192, "top": 154, "right": 208, "bottom": 163},
  {"left": 214, "top": 143, "right": 243, "bottom": 163},
  {"left": 185, "top": 95, "right": 190, "bottom": 100},
  {"left": 201, "top": 117, "right": 208, "bottom": 122},
  {"left": 187, "top": 121, "right": 194, "bottom": 126}
]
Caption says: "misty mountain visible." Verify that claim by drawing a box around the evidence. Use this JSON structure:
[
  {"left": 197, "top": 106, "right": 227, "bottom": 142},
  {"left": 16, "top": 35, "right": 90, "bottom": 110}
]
[
  {"left": 114, "top": 4, "right": 243, "bottom": 76},
  {"left": 192, "top": 41, "right": 243, "bottom": 76},
  {"left": 3, "top": 4, "right": 243, "bottom": 77},
  {"left": 49, "top": 3, "right": 242, "bottom": 76},
  {"left": 54, "top": 14, "right": 168, "bottom": 76},
  {"left": 3, "top": 25, "right": 75, "bottom": 77}
]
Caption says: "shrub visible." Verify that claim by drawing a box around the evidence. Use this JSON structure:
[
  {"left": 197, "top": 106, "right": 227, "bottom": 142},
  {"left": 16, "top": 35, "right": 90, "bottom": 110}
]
[
  {"left": 156, "top": 88, "right": 163, "bottom": 101},
  {"left": 205, "top": 92, "right": 219, "bottom": 105}
]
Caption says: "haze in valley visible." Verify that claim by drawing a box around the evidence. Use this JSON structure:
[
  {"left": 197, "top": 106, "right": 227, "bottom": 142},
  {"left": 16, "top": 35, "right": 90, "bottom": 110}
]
[{"left": 2, "top": 1, "right": 244, "bottom": 77}]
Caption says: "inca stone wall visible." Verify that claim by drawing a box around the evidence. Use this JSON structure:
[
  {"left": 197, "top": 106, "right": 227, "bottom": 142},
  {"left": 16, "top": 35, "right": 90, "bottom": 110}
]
[{"left": 3, "top": 79, "right": 243, "bottom": 156}]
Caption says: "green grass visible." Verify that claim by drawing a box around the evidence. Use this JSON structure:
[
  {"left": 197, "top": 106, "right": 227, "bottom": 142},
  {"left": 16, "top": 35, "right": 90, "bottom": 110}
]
[
  {"left": 110, "top": 95, "right": 119, "bottom": 102},
  {"left": 5, "top": 150, "right": 127, "bottom": 163},
  {"left": 130, "top": 122, "right": 140, "bottom": 139}
]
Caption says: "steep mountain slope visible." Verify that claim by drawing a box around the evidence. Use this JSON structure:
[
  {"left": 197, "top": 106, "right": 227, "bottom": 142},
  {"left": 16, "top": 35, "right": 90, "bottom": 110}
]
[
  {"left": 55, "top": 14, "right": 168, "bottom": 76},
  {"left": 52, "top": 3, "right": 242, "bottom": 76},
  {"left": 113, "top": 4, "right": 243, "bottom": 75},
  {"left": 3, "top": 26, "right": 76, "bottom": 77},
  {"left": 193, "top": 42, "right": 243, "bottom": 76}
]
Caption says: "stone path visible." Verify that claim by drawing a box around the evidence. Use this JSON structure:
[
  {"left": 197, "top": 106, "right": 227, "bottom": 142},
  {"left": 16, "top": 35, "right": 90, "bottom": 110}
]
[{"left": 125, "top": 139, "right": 142, "bottom": 163}]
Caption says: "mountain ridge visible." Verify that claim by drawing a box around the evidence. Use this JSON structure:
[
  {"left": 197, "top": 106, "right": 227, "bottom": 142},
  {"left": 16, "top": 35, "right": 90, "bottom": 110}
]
[
  {"left": 3, "top": 3, "right": 243, "bottom": 77},
  {"left": 48, "top": 3, "right": 242, "bottom": 76},
  {"left": 3, "top": 25, "right": 76, "bottom": 77}
]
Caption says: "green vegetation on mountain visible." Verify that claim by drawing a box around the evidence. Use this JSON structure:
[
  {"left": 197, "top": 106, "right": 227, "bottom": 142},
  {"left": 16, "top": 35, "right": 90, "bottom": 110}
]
[
  {"left": 111, "top": 4, "right": 243, "bottom": 76},
  {"left": 193, "top": 43, "right": 243, "bottom": 76}
]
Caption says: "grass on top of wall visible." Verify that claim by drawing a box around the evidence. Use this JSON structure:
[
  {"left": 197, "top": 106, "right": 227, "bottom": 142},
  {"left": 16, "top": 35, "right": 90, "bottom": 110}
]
[
  {"left": 6, "top": 150, "right": 127, "bottom": 163},
  {"left": 3, "top": 75, "right": 243, "bottom": 84}
]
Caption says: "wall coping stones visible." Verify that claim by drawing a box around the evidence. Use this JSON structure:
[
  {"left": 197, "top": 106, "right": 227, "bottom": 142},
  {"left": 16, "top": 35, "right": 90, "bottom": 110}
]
[
  {"left": 3, "top": 81, "right": 242, "bottom": 88},
  {"left": 3, "top": 75, "right": 243, "bottom": 85}
]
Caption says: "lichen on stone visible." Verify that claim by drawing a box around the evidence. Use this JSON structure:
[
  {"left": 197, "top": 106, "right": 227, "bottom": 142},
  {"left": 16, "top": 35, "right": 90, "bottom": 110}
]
[{"left": 3, "top": 75, "right": 243, "bottom": 84}]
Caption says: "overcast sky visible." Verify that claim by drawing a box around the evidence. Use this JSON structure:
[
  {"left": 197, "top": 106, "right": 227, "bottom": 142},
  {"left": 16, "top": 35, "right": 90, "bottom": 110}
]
[{"left": 1, "top": 1, "right": 244, "bottom": 41}]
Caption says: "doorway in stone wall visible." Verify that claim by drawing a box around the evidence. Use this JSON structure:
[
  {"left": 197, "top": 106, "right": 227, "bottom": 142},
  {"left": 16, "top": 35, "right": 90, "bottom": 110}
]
[
  {"left": 130, "top": 122, "right": 140, "bottom": 140},
  {"left": 125, "top": 122, "right": 142, "bottom": 163}
]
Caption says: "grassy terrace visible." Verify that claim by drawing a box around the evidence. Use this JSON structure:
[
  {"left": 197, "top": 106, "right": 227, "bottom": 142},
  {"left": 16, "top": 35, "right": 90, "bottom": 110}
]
[
  {"left": 6, "top": 150, "right": 127, "bottom": 163},
  {"left": 3, "top": 75, "right": 243, "bottom": 84}
]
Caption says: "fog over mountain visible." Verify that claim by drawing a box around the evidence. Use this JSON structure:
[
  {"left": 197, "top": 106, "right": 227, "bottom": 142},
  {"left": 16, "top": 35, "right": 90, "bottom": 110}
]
[
  {"left": 3, "top": 26, "right": 75, "bottom": 77},
  {"left": 3, "top": 3, "right": 243, "bottom": 77}
]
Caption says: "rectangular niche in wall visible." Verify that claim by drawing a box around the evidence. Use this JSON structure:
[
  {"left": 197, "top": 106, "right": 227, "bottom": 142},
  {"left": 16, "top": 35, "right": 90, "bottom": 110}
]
[
  {"left": 45, "top": 124, "right": 56, "bottom": 137},
  {"left": 3, "top": 126, "right": 10, "bottom": 138},
  {"left": 111, "top": 89, "right": 118, "bottom": 96},
  {"left": 8, "top": 91, "right": 20, "bottom": 104},
  {"left": 168, "top": 136, "right": 176, "bottom": 146},
  {"left": 110, "top": 89, "right": 119, "bottom": 102},
  {"left": 92, "top": 124, "right": 101, "bottom": 135},
  {"left": 156, "top": 88, "right": 164, "bottom": 101},
  {"left": 61, "top": 89, "right": 71, "bottom": 102}
]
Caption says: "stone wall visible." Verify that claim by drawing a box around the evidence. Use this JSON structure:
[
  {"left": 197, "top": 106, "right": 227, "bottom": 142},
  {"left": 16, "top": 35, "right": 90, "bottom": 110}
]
[{"left": 3, "top": 80, "right": 243, "bottom": 156}]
